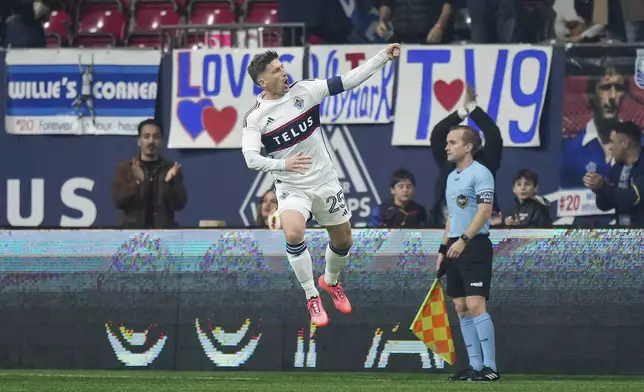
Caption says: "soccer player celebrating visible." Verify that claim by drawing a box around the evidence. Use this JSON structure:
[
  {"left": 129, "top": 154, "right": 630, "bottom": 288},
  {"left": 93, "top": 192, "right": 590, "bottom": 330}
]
[
  {"left": 436, "top": 126, "right": 500, "bottom": 382},
  {"left": 241, "top": 44, "right": 401, "bottom": 327}
]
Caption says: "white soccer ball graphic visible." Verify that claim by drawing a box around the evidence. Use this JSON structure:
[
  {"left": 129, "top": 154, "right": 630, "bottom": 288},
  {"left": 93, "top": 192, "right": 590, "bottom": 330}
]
[{"left": 267, "top": 210, "right": 281, "bottom": 230}]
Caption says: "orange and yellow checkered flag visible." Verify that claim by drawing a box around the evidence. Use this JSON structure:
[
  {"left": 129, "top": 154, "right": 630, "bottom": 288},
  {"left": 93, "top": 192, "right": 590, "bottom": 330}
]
[{"left": 409, "top": 278, "right": 456, "bottom": 365}]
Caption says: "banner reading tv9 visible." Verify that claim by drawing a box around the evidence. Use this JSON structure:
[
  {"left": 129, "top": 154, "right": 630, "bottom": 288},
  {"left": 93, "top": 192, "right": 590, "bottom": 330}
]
[
  {"left": 558, "top": 45, "right": 644, "bottom": 222},
  {"left": 0, "top": 229, "right": 643, "bottom": 374},
  {"left": 5, "top": 49, "right": 161, "bottom": 135},
  {"left": 391, "top": 45, "right": 553, "bottom": 147}
]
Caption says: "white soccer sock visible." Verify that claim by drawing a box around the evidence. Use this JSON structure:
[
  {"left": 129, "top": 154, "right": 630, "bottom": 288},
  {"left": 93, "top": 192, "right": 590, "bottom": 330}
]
[
  {"left": 324, "top": 242, "right": 350, "bottom": 285},
  {"left": 286, "top": 241, "right": 319, "bottom": 299}
]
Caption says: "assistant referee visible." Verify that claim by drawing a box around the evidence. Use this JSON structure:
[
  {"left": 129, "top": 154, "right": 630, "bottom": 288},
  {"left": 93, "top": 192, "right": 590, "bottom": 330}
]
[{"left": 436, "top": 125, "right": 499, "bottom": 382}]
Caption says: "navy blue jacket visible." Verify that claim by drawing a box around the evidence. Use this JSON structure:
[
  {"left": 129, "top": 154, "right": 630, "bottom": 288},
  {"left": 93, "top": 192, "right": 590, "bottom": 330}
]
[
  {"left": 368, "top": 199, "right": 428, "bottom": 228},
  {"left": 594, "top": 153, "right": 644, "bottom": 227}
]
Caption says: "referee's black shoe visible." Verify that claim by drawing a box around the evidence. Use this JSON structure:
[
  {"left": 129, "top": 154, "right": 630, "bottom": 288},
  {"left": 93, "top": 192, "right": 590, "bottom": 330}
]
[
  {"left": 448, "top": 366, "right": 477, "bottom": 381},
  {"left": 469, "top": 367, "right": 501, "bottom": 382}
]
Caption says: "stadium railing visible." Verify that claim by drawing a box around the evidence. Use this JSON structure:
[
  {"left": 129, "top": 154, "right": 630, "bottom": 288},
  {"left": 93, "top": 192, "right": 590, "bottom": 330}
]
[{"left": 159, "top": 22, "right": 307, "bottom": 51}]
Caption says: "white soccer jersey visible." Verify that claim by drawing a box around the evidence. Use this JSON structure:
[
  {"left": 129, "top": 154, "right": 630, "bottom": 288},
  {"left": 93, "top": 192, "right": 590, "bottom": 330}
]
[
  {"left": 243, "top": 80, "right": 336, "bottom": 188},
  {"left": 241, "top": 49, "right": 390, "bottom": 189}
]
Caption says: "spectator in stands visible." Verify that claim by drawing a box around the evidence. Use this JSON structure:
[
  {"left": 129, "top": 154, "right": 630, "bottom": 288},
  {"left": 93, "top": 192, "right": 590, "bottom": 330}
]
[
  {"left": 552, "top": 0, "right": 641, "bottom": 43},
  {"left": 465, "top": 0, "right": 521, "bottom": 43},
  {"left": 552, "top": 0, "right": 613, "bottom": 42},
  {"left": 377, "top": 0, "right": 454, "bottom": 44},
  {"left": 560, "top": 59, "right": 626, "bottom": 189},
  {"left": 111, "top": 119, "right": 187, "bottom": 228},
  {"left": 368, "top": 169, "right": 428, "bottom": 228},
  {"left": 585, "top": 121, "right": 644, "bottom": 227},
  {"left": 518, "top": 1, "right": 556, "bottom": 43},
  {"left": 503, "top": 169, "right": 552, "bottom": 228},
  {"left": 621, "top": 0, "right": 644, "bottom": 42},
  {"left": 1, "top": 0, "right": 46, "bottom": 48},
  {"left": 428, "top": 84, "right": 503, "bottom": 228},
  {"left": 255, "top": 188, "right": 278, "bottom": 228}
]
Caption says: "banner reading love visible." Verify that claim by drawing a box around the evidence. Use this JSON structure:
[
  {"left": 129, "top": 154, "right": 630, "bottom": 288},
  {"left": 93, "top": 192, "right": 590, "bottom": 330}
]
[
  {"left": 391, "top": 45, "right": 553, "bottom": 147},
  {"left": 308, "top": 45, "right": 395, "bottom": 124},
  {"left": 168, "top": 47, "right": 305, "bottom": 149}
]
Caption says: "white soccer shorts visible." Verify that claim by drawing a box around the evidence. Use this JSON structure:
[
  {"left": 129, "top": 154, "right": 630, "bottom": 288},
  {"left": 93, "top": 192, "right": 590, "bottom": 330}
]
[{"left": 274, "top": 178, "right": 352, "bottom": 227}]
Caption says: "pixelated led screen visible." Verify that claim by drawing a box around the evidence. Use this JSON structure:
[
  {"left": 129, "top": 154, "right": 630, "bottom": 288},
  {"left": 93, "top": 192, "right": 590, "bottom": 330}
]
[{"left": 0, "top": 229, "right": 642, "bottom": 373}]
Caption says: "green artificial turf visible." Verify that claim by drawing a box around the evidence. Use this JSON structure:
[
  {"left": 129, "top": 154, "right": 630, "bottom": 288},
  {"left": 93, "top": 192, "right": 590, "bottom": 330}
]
[{"left": 1, "top": 370, "right": 644, "bottom": 392}]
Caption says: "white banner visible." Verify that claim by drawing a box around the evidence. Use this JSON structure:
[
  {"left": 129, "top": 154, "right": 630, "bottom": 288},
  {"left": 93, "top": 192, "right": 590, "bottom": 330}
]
[
  {"left": 555, "top": 188, "right": 614, "bottom": 218},
  {"left": 309, "top": 45, "right": 395, "bottom": 124},
  {"left": 6, "top": 49, "right": 161, "bottom": 135},
  {"left": 168, "top": 47, "right": 305, "bottom": 149},
  {"left": 391, "top": 45, "right": 553, "bottom": 147}
]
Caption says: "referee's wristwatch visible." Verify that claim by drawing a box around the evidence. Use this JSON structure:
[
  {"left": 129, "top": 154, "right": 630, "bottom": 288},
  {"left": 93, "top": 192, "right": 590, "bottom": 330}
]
[{"left": 460, "top": 234, "right": 470, "bottom": 243}]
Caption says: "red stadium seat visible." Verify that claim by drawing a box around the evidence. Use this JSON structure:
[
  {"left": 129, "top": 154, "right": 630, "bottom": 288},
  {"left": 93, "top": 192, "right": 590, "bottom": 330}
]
[
  {"left": 128, "top": 3, "right": 181, "bottom": 47},
  {"left": 242, "top": 0, "right": 277, "bottom": 10},
  {"left": 189, "top": 1, "right": 237, "bottom": 24},
  {"left": 44, "top": 10, "right": 73, "bottom": 47},
  {"left": 130, "top": 0, "right": 182, "bottom": 12},
  {"left": 242, "top": 1, "right": 278, "bottom": 46},
  {"left": 186, "top": 1, "right": 237, "bottom": 48},
  {"left": 75, "top": 6, "right": 126, "bottom": 47},
  {"left": 78, "top": 0, "right": 125, "bottom": 13},
  {"left": 244, "top": 1, "right": 277, "bottom": 25},
  {"left": 77, "top": 0, "right": 121, "bottom": 20}
]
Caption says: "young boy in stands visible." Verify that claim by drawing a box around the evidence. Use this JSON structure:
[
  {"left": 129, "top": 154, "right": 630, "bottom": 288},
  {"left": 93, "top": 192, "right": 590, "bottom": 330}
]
[
  {"left": 504, "top": 169, "right": 552, "bottom": 228},
  {"left": 368, "top": 168, "right": 428, "bottom": 228}
]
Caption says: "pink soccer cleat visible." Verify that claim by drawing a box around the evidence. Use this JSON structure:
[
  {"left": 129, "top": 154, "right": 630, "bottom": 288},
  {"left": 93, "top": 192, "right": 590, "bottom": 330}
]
[
  {"left": 318, "top": 275, "right": 352, "bottom": 314},
  {"left": 307, "top": 296, "right": 329, "bottom": 327}
]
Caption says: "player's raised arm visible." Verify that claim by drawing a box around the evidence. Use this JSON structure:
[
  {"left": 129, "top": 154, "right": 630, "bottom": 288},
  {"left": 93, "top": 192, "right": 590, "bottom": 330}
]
[
  {"left": 241, "top": 119, "right": 312, "bottom": 174},
  {"left": 303, "top": 43, "right": 401, "bottom": 103}
]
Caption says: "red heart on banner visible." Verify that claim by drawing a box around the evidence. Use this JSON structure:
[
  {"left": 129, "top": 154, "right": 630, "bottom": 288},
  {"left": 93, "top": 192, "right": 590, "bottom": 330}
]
[
  {"left": 202, "top": 106, "right": 237, "bottom": 144},
  {"left": 433, "top": 79, "right": 464, "bottom": 111}
]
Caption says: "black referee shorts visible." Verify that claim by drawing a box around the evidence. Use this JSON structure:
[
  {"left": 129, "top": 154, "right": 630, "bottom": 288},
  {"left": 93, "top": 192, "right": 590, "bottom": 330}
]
[{"left": 445, "top": 234, "right": 493, "bottom": 300}]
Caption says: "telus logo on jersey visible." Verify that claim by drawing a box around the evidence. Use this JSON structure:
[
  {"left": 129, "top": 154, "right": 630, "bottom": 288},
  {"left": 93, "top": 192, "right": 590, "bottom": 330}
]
[
  {"left": 262, "top": 105, "right": 321, "bottom": 154},
  {"left": 240, "top": 125, "right": 380, "bottom": 227}
]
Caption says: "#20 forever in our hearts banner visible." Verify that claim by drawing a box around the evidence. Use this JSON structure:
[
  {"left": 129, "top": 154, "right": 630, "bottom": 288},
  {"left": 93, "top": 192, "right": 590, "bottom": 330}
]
[
  {"left": 168, "top": 47, "right": 305, "bottom": 149},
  {"left": 391, "top": 45, "right": 553, "bottom": 147}
]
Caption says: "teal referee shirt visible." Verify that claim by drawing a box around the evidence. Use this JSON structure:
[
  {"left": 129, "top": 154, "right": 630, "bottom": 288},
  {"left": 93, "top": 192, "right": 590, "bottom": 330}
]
[{"left": 446, "top": 161, "right": 495, "bottom": 238}]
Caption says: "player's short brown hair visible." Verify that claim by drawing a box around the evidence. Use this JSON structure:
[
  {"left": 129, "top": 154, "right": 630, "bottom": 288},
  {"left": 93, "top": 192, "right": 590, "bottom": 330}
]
[{"left": 247, "top": 50, "right": 279, "bottom": 85}]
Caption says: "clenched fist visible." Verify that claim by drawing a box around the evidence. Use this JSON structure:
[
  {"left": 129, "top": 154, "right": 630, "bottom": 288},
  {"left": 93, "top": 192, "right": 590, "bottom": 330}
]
[{"left": 386, "top": 43, "right": 401, "bottom": 60}]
